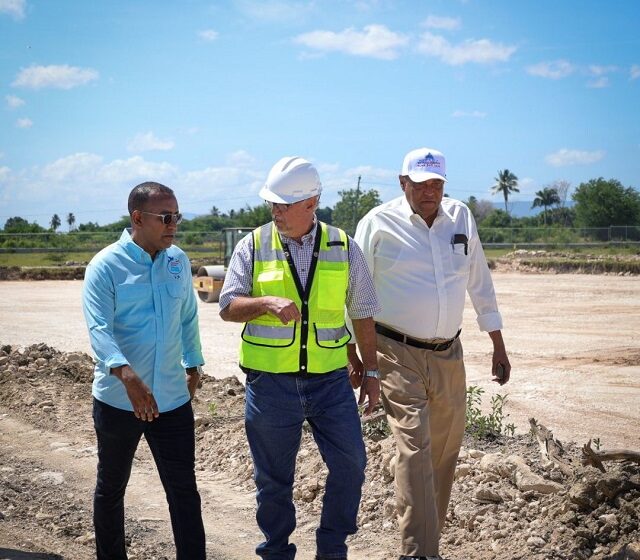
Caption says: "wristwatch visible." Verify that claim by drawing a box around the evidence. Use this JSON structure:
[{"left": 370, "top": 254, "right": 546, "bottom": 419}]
[
  {"left": 365, "top": 369, "right": 380, "bottom": 379},
  {"left": 186, "top": 365, "right": 204, "bottom": 375}
]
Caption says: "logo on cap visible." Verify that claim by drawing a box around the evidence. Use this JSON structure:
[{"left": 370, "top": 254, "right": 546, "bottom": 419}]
[{"left": 415, "top": 152, "right": 441, "bottom": 171}]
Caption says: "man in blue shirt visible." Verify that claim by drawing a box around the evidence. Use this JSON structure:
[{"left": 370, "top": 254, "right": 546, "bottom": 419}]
[{"left": 82, "top": 182, "right": 206, "bottom": 559}]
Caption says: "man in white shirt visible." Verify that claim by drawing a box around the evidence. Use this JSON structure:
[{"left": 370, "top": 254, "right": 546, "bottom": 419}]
[{"left": 349, "top": 147, "right": 511, "bottom": 560}]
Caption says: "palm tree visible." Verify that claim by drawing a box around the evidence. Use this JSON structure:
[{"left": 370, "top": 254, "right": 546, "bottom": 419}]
[
  {"left": 50, "top": 213, "right": 61, "bottom": 232},
  {"left": 491, "top": 169, "right": 519, "bottom": 214},
  {"left": 532, "top": 187, "right": 561, "bottom": 225},
  {"left": 66, "top": 212, "right": 76, "bottom": 231}
]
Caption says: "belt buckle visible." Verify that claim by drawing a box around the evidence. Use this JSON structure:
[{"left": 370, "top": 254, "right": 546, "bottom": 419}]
[{"left": 432, "top": 341, "right": 444, "bottom": 351}]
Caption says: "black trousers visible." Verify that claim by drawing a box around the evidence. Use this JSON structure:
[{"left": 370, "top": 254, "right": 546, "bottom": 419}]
[{"left": 92, "top": 398, "right": 206, "bottom": 559}]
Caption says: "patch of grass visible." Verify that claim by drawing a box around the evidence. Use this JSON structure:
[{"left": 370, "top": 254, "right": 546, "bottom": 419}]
[{"left": 466, "top": 385, "right": 515, "bottom": 441}]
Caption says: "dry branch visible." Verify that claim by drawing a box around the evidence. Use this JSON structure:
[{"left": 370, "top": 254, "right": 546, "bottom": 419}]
[
  {"left": 581, "top": 439, "right": 640, "bottom": 473},
  {"left": 529, "top": 418, "right": 574, "bottom": 476}
]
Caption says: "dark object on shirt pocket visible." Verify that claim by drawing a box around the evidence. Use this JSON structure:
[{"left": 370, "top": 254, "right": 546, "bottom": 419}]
[
  {"left": 452, "top": 233, "right": 468, "bottom": 255},
  {"left": 326, "top": 241, "right": 345, "bottom": 247}
]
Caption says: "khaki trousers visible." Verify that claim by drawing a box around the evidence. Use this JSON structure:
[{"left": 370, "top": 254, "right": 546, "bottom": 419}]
[{"left": 377, "top": 333, "right": 466, "bottom": 557}]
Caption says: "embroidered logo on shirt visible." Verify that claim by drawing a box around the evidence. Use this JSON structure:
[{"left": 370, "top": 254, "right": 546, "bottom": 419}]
[{"left": 168, "top": 257, "right": 183, "bottom": 275}]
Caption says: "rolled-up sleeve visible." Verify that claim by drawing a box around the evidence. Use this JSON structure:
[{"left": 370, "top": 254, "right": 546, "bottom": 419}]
[
  {"left": 467, "top": 219, "right": 503, "bottom": 332},
  {"left": 82, "top": 262, "right": 129, "bottom": 370},
  {"left": 345, "top": 236, "right": 381, "bottom": 320},
  {"left": 218, "top": 234, "right": 254, "bottom": 312}
]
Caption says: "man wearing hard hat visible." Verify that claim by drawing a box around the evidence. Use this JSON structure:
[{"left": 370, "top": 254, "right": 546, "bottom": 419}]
[{"left": 219, "top": 156, "right": 381, "bottom": 560}]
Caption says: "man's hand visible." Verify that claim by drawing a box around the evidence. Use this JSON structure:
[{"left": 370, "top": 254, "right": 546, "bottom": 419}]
[
  {"left": 186, "top": 370, "right": 201, "bottom": 399},
  {"left": 358, "top": 376, "right": 380, "bottom": 415},
  {"left": 112, "top": 365, "right": 159, "bottom": 421},
  {"left": 264, "top": 296, "right": 301, "bottom": 324},
  {"left": 489, "top": 330, "right": 511, "bottom": 386},
  {"left": 347, "top": 344, "right": 364, "bottom": 389}
]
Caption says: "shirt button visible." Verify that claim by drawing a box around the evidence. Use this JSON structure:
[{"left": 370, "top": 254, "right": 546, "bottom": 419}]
[
  {"left": 301, "top": 365, "right": 306, "bottom": 370},
  {"left": 302, "top": 344, "right": 306, "bottom": 349},
  {"left": 303, "top": 320, "right": 308, "bottom": 325},
  {"left": 303, "top": 300, "right": 308, "bottom": 305}
]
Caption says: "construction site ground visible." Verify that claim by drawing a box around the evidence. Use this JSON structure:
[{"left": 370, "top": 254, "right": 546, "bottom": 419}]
[{"left": 0, "top": 271, "right": 638, "bottom": 559}]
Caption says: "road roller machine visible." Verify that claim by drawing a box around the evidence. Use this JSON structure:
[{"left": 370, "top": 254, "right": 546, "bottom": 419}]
[{"left": 193, "top": 227, "right": 254, "bottom": 303}]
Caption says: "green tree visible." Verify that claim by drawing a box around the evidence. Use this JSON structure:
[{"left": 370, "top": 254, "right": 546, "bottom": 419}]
[
  {"left": 491, "top": 169, "right": 519, "bottom": 214},
  {"left": 572, "top": 178, "right": 640, "bottom": 227},
  {"left": 332, "top": 188, "right": 381, "bottom": 235},
  {"left": 316, "top": 206, "right": 333, "bottom": 224},
  {"left": 66, "top": 212, "right": 76, "bottom": 231},
  {"left": 3, "top": 216, "right": 45, "bottom": 233},
  {"left": 50, "top": 213, "right": 61, "bottom": 231},
  {"left": 532, "top": 187, "right": 561, "bottom": 225}
]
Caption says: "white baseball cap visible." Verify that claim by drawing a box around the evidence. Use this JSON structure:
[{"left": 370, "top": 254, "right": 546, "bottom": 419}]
[{"left": 401, "top": 148, "right": 447, "bottom": 183}]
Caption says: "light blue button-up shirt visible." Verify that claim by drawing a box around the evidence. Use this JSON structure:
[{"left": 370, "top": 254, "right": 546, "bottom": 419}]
[{"left": 82, "top": 229, "right": 204, "bottom": 413}]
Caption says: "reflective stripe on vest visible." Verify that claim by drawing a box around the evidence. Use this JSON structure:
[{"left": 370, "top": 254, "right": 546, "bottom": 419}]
[{"left": 239, "top": 221, "right": 351, "bottom": 374}]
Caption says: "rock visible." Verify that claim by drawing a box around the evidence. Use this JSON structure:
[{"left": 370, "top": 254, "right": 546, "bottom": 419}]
[
  {"left": 474, "top": 486, "right": 503, "bottom": 503},
  {"left": 527, "top": 536, "right": 546, "bottom": 548},
  {"left": 37, "top": 400, "right": 54, "bottom": 408},
  {"left": 455, "top": 464, "right": 472, "bottom": 479},
  {"left": 75, "top": 532, "right": 95, "bottom": 544},
  {"left": 569, "top": 481, "right": 600, "bottom": 510},
  {"left": 0, "top": 356, "right": 10, "bottom": 367},
  {"left": 468, "top": 449, "right": 486, "bottom": 459}
]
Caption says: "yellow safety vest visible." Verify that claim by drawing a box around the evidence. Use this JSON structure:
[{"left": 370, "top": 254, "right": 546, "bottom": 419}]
[{"left": 239, "top": 221, "right": 351, "bottom": 374}]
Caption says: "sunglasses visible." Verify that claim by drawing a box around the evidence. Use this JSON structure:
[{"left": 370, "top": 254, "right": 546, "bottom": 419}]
[
  {"left": 141, "top": 211, "right": 183, "bottom": 225},
  {"left": 265, "top": 200, "right": 304, "bottom": 212}
]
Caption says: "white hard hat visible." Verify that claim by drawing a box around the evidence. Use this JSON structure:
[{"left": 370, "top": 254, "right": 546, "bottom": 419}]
[{"left": 259, "top": 156, "right": 322, "bottom": 204}]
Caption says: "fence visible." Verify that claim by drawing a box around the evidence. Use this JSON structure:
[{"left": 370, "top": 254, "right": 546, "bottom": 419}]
[{"left": 0, "top": 226, "right": 639, "bottom": 254}]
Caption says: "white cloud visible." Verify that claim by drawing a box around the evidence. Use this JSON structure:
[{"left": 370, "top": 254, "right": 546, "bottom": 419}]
[
  {"left": 5, "top": 94, "right": 25, "bottom": 108},
  {"left": 226, "top": 150, "right": 256, "bottom": 167},
  {"left": 0, "top": 166, "right": 10, "bottom": 180},
  {"left": 526, "top": 60, "right": 574, "bottom": 79},
  {"left": 417, "top": 32, "right": 516, "bottom": 65},
  {"left": 587, "top": 76, "right": 609, "bottom": 89},
  {"left": 127, "top": 132, "right": 175, "bottom": 153},
  {"left": 41, "top": 153, "right": 104, "bottom": 182},
  {"left": 294, "top": 24, "right": 409, "bottom": 60},
  {"left": 12, "top": 64, "right": 99, "bottom": 90},
  {"left": 16, "top": 117, "right": 32, "bottom": 128},
  {"left": 198, "top": 29, "right": 219, "bottom": 42},
  {"left": 452, "top": 110, "right": 487, "bottom": 118},
  {"left": 588, "top": 64, "right": 617, "bottom": 77},
  {"left": 630, "top": 65, "right": 640, "bottom": 80},
  {"left": 0, "top": 0, "right": 26, "bottom": 19},
  {"left": 545, "top": 149, "right": 605, "bottom": 167},
  {"left": 423, "top": 15, "right": 461, "bottom": 31},
  {"left": 235, "top": 0, "right": 315, "bottom": 23}
]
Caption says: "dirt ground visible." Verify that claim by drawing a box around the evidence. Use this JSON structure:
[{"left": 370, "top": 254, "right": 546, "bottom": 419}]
[{"left": 0, "top": 272, "right": 639, "bottom": 559}]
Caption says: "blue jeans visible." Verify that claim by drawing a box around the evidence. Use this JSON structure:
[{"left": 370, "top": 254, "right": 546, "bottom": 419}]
[
  {"left": 245, "top": 368, "right": 366, "bottom": 560},
  {"left": 92, "top": 398, "right": 206, "bottom": 560}
]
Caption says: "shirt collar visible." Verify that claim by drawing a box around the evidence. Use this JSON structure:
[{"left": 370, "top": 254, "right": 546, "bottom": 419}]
[
  {"left": 278, "top": 216, "right": 318, "bottom": 246},
  {"left": 118, "top": 228, "right": 161, "bottom": 263}
]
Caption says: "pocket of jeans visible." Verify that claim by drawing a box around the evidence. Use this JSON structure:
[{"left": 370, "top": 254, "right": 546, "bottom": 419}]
[{"left": 245, "top": 369, "right": 266, "bottom": 386}]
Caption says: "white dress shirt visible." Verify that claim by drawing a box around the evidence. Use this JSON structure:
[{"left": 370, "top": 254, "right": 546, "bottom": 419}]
[{"left": 354, "top": 195, "right": 503, "bottom": 340}]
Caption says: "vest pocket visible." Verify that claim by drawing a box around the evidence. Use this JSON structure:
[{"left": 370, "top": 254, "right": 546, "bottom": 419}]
[
  {"left": 314, "top": 322, "right": 352, "bottom": 348},
  {"left": 242, "top": 319, "right": 296, "bottom": 348},
  {"left": 316, "top": 270, "right": 348, "bottom": 311},
  {"left": 255, "top": 269, "right": 286, "bottom": 298}
]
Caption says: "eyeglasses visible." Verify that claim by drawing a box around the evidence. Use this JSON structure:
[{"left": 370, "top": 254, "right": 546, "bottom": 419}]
[
  {"left": 266, "top": 201, "right": 301, "bottom": 212},
  {"left": 141, "top": 211, "right": 183, "bottom": 225}
]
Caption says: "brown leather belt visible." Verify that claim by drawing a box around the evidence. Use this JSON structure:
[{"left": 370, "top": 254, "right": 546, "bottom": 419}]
[{"left": 375, "top": 324, "right": 461, "bottom": 351}]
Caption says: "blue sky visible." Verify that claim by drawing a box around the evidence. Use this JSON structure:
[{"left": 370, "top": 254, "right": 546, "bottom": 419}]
[{"left": 1, "top": 0, "right": 639, "bottom": 227}]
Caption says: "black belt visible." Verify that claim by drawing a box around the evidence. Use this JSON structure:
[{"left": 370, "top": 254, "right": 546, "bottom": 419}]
[{"left": 375, "top": 324, "right": 461, "bottom": 351}]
